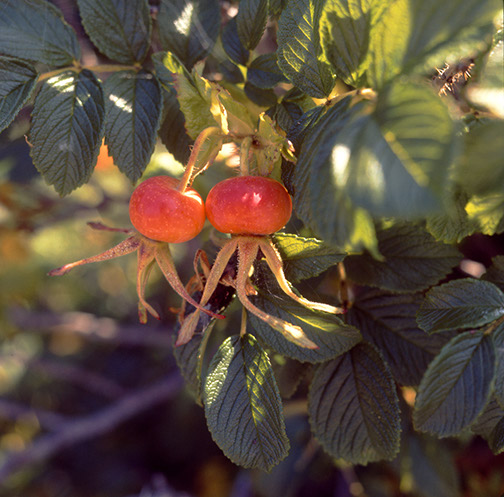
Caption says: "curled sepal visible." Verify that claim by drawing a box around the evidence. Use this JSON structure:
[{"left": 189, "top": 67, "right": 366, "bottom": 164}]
[{"left": 49, "top": 224, "right": 225, "bottom": 323}]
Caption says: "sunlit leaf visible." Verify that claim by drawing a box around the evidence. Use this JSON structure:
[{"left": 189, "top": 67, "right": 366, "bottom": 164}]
[
  {"left": 308, "top": 342, "right": 401, "bottom": 464},
  {"left": 416, "top": 279, "right": 504, "bottom": 333},
  {"left": 413, "top": 330, "right": 495, "bottom": 437},
  {"left": 204, "top": 334, "right": 290, "bottom": 471},
  {"left": 103, "top": 70, "right": 162, "bottom": 183},
  {"left": 29, "top": 69, "right": 105, "bottom": 195},
  {"left": 0, "top": 56, "right": 38, "bottom": 134},
  {"left": 277, "top": 0, "right": 335, "bottom": 98},
  {"left": 0, "top": 0, "right": 80, "bottom": 66},
  {"left": 76, "top": 0, "right": 151, "bottom": 64}
]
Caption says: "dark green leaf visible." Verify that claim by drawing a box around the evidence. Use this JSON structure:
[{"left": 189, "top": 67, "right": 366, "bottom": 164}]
[
  {"left": 308, "top": 342, "right": 401, "bottom": 464},
  {"left": 345, "top": 224, "right": 461, "bottom": 293},
  {"left": 471, "top": 398, "right": 504, "bottom": 439},
  {"left": 158, "top": 0, "right": 220, "bottom": 68},
  {"left": 319, "top": 0, "right": 386, "bottom": 86},
  {"left": 287, "top": 104, "right": 325, "bottom": 153},
  {"left": 222, "top": 17, "right": 250, "bottom": 66},
  {"left": 456, "top": 121, "right": 504, "bottom": 196},
  {"left": 243, "top": 83, "right": 278, "bottom": 108},
  {"left": 277, "top": 0, "right": 335, "bottom": 98},
  {"left": 348, "top": 289, "right": 449, "bottom": 386},
  {"left": 29, "top": 69, "right": 105, "bottom": 195},
  {"left": 482, "top": 255, "right": 504, "bottom": 292},
  {"left": 103, "top": 71, "right": 162, "bottom": 183},
  {"left": 416, "top": 279, "right": 504, "bottom": 333},
  {"left": 76, "top": 0, "right": 151, "bottom": 64},
  {"left": 489, "top": 416, "right": 504, "bottom": 454},
  {"left": 0, "top": 56, "right": 38, "bottom": 134},
  {"left": 408, "top": 434, "right": 461, "bottom": 497},
  {"left": 272, "top": 233, "right": 346, "bottom": 283},
  {"left": 248, "top": 53, "right": 288, "bottom": 89},
  {"left": 413, "top": 330, "right": 495, "bottom": 437},
  {"left": 367, "top": 0, "right": 500, "bottom": 88},
  {"left": 270, "top": 356, "right": 309, "bottom": 399},
  {"left": 249, "top": 292, "right": 361, "bottom": 364},
  {"left": 0, "top": 0, "right": 80, "bottom": 66},
  {"left": 204, "top": 334, "right": 289, "bottom": 471},
  {"left": 492, "top": 323, "right": 504, "bottom": 409},
  {"left": 236, "top": 0, "right": 269, "bottom": 50}
]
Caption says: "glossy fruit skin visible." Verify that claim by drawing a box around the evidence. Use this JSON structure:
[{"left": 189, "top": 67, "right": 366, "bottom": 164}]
[
  {"left": 129, "top": 176, "right": 206, "bottom": 243},
  {"left": 205, "top": 176, "right": 292, "bottom": 235}
]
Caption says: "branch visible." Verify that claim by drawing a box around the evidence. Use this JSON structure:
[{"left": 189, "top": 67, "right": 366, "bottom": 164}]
[{"left": 0, "top": 373, "right": 183, "bottom": 483}]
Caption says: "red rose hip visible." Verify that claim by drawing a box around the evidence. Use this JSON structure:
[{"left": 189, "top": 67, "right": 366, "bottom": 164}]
[
  {"left": 205, "top": 176, "right": 293, "bottom": 235},
  {"left": 129, "top": 176, "right": 206, "bottom": 243}
]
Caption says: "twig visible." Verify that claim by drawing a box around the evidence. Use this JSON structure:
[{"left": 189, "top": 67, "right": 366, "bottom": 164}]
[
  {"left": 0, "top": 372, "right": 183, "bottom": 483},
  {"left": 9, "top": 308, "right": 175, "bottom": 348}
]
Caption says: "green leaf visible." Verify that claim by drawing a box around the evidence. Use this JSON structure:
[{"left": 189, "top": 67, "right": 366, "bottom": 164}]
[
  {"left": 492, "top": 323, "right": 504, "bottom": 409},
  {"left": 465, "top": 192, "right": 504, "bottom": 236},
  {"left": 237, "top": 0, "right": 269, "bottom": 50},
  {"left": 319, "top": 0, "right": 386, "bottom": 86},
  {"left": 103, "top": 71, "right": 162, "bottom": 183},
  {"left": 471, "top": 398, "right": 504, "bottom": 439},
  {"left": 489, "top": 416, "right": 504, "bottom": 454},
  {"left": 345, "top": 223, "right": 461, "bottom": 293},
  {"left": 367, "top": 0, "right": 500, "bottom": 88},
  {"left": 416, "top": 279, "right": 504, "bottom": 333},
  {"left": 204, "top": 334, "right": 290, "bottom": 471},
  {"left": 455, "top": 121, "right": 504, "bottom": 196},
  {"left": 348, "top": 289, "right": 449, "bottom": 386},
  {"left": 308, "top": 342, "right": 401, "bottom": 464},
  {"left": 413, "top": 330, "right": 496, "bottom": 437},
  {"left": 29, "top": 69, "right": 105, "bottom": 195},
  {"left": 222, "top": 17, "right": 250, "bottom": 66},
  {"left": 277, "top": 0, "right": 336, "bottom": 98},
  {"left": 158, "top": 0, "right": 220, "bottom": 69},
  {"left": 0, "top": 0, "right": 80, "bottom": 66},
  {"left": 248, "top": 53, "right": 288, "bottom": 89},
  {"left": 293, "top": 98, "right": 377, "bottom": 252},
  {"left": 76, "top": 0, "right": 151, "bottom": 64},
  {"left": 482, "top": 255, "right": 504, "bottom": 292},
  {"left": 270, "top": 356, "right": 309, "bottom": 399},
  {"left": 249, "top": 293, "right": 361, "bottom": 363},
  {"left": 0, "top": 56, "right": 38, "bottom": 134},
  {"left": 272, "top": 233, "right": 346, "bottom": 283}
]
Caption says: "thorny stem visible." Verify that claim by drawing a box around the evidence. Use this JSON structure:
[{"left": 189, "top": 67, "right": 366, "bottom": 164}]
[{"left": 177, "top": 126, "right": 223, "bottom": 193}]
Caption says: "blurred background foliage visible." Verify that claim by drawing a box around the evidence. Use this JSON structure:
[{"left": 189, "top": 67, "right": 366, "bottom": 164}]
[{"left": 1, "top": 1, "right": 504, "bottom": 497}]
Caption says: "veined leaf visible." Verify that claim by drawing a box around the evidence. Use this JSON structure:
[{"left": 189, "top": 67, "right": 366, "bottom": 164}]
[
  {"left": 76, "top": 0, "right": 151, "bottom": 64},
  {"left": 277, "top": 0, "right": 335, "bottom": 98},
  {"left": 417, "top": 279, "right": 504, "bottom": 333},
  {"left": 272, "top": 232, "right": 346, "bottom": 283},
  {"left": 237, "top": 0, "right": 269, "bottom": 50},
  {"left": 344, "top": 223, "right": 461, "bottom": 293},
  {"left": 204, "top": 334, "right": 289, "bottom": 471},
  {"left": 158, "top": 0, "right": 220, "bottom": 69},
  {"left": 248, "top": 53, "right": 288, "bottom": 89},
  {"left": 471, "top": 398, "right": 504, "bottom": 439},
  {"left": 482, "top": 255, "right": 504, "bottom": 292},
  {"left": 465, "top": 192, "right": 504, "bottom": 236},
  {"left": 249, "top": 292, "right": 361, "bottom": 363},
  {"left": 104, "top": 71, "right": 162, "bottom": 183},
  {"left": 0, "top": 56, "right": 38, "bottom": 134},
  {"left": 319, "top": 0, "right": 386, "bottom": 86},
  {"left": 29, "top": 70, "right": 105, "bottom": 195},
  {"left": 489, "top": 416, "right": 504, "bottom": 454},
  {"left": 0, "top": 0, "right": 80, "bottom": 66},
  {"left": 413, "top": 330, "right": 495, "bottom": 437},
  {"left": 492, "top": 323, "right": 504, "bottom": 409},
  {"left": 308, "top": 342, "right": 401, "bottom": 464},
  {"left": 455, "top": 121, "right": 504, "bottom": 196},
  {"left": 222, "top": 17, "right": 250, "bottom": 66},
  {"left": 367, "top": 0, "right": 500, "bottom": 88},
  {"left": 348, "top": 289, "right": 449, "bottom": 386}
]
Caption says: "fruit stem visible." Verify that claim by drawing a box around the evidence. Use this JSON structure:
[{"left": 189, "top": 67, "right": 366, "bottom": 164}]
[
  {"left": 177, "top": 126, "right": 223, "bottom": 193},
  {"left": 239, "top": 137, "right": 252, "bottom": 176}
]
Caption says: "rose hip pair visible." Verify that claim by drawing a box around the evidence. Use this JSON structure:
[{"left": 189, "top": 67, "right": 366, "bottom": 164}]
[{"left": 50, "top": 174, "right": 342, "bottom": 348}]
